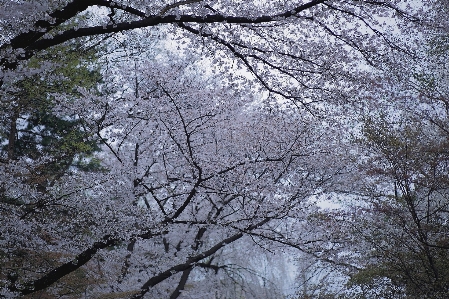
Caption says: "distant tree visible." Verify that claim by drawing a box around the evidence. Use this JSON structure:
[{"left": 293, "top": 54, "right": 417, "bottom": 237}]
[{"left": 344, "top": 114, "right": 449, "bottom": 298}]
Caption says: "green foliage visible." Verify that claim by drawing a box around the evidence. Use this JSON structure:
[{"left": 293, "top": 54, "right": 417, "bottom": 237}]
[
  {"left": 348, "top": 250, "right": 449, "bottom": 299},
  {"left": 427, "top": 34, "right": 449, "bottom": 57},
  {"left": 0, "top": 41, "right": 104, "bottom": 185},
  {"left": 351, "top": 114, "right": 449, "bottom": 298}
]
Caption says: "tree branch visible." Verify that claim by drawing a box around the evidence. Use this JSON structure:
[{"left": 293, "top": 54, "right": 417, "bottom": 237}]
[
  {"left": 1, "top": 0, "right": 326, "bottom": 70},
  {"left": 169, "top": 267, "right": 193, "bottom": 299},
  {"left": 13, "top": 228, "right": 167, "bottom": 296},
  {"left": 17, "top": 236, "right": 119, "bottom": 295},
  {"left": 131, "top": 218, "right": 270, "bottom": 299}
]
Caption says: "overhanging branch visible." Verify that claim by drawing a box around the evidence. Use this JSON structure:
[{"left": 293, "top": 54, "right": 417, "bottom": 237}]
[{"left": 1, "top": 0, "right": 326, "bottom": 70}]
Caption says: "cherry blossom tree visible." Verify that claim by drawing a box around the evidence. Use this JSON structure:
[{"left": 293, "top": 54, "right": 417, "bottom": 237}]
[
  {"left": 0, "top": 0, "right": 445, "bottom": 298},
  {"left": 1, "top": 49, "right": 345, "bottom": 297}
]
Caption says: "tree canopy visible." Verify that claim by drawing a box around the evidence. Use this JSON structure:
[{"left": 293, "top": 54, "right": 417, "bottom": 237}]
[{"left": 1, "top": 1, "right": 448, "bottom": 298}]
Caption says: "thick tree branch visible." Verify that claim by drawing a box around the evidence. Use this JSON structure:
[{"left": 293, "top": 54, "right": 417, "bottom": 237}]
[
  {"left": 1, "top": 0, "right": 326, "bottom": 70},
  {"left": 13, "top": 229, "right": 167, "bottom": 296},
  {"left": 169, "top": 267, "right": 193, "bottom": 299},
  {"left": 17, "top": 236, "right": 119, "bottom": 295},
  {"left": 4, "top": 0, "right": 94, "bottom": 50}
]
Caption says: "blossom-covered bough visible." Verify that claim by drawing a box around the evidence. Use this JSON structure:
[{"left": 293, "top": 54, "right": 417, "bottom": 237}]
[
  {"left": 1, "top": 0, "right": 423, "bottom": 104},
  {"left": 0, "top": 0, "right": 440, "bottom": 298}
]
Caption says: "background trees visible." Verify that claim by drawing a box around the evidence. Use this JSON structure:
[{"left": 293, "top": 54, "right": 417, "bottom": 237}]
[
  {"left": 1, "top": 0, "right": 448, "bottom": 298},
  {"left": 345, "top": 114, "right": 449, "bottom": 298},
  {"left": 335, "top": 10, "right": 449, "bottom": 297}
]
